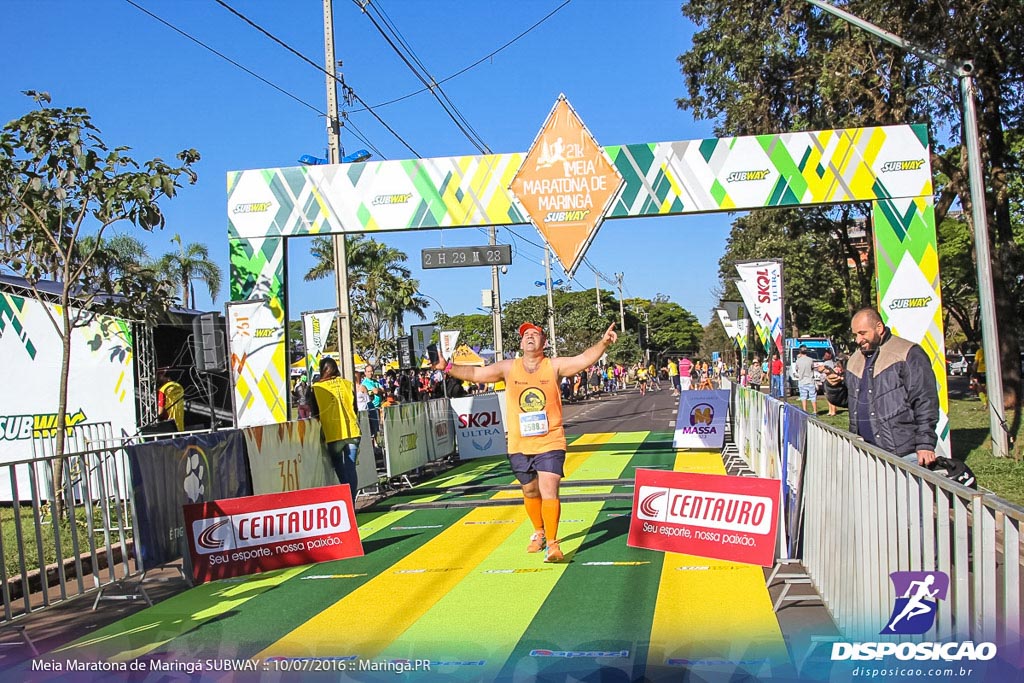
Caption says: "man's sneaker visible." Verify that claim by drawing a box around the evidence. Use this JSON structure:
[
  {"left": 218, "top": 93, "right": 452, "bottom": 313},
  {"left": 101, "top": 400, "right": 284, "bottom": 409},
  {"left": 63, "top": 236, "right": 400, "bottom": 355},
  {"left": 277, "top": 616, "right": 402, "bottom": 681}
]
[
  {"left": 544, "top": 540, "right": 564, "bottom": 563},
  {"left": 527, "top": 531, "right": 546, "bottom": 553}
]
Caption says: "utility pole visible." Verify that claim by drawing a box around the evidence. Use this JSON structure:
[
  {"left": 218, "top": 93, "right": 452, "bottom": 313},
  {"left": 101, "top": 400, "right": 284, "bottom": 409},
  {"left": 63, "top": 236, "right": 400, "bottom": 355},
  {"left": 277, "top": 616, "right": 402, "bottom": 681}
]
[
  {"left": 489, "top": 227, "right": 503, "bottom": 360},
  {"left": 544, "top": 246, "right": 558, "bottom": 357},
  {"left": 805, "top": 0, "right": 1007, "bottom": 457},
  {"left": 595, "top": 273, "right": 602, "bottom": 315},
  {"left": 323, "top": 0, "right": 354, "bottom": 382},
  {"left": 615, "top": 272, "right": 626, "bottom": 332}
]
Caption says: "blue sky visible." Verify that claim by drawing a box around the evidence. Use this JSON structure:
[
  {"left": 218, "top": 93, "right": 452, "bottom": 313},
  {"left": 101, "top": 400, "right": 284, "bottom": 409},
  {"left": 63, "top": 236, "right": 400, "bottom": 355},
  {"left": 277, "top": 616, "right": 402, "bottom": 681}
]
[{"left": 2, "top": 0, "right": 731, "bottom": 325}]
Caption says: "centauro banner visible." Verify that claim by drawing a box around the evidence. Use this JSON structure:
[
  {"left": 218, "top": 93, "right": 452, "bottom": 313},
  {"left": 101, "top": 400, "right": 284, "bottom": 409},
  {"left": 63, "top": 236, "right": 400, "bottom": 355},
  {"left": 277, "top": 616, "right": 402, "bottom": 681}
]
[
  {"left": 628, "top": 468, "right": 781, "bottom": 567},
  {"left": 0, "top": 292, "right": 137, "bottom": 501},
  {"left": 735, "top": 261, "right": 784, "bottom": 356},
  {"left": 184, "top": 483, "right": 362, "bottom": 584}
]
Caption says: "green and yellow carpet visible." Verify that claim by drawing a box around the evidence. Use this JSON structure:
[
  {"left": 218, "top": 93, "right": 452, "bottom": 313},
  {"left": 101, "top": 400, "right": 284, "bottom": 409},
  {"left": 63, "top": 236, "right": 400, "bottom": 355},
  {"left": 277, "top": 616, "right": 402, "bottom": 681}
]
[{"left": 47, "top": 431, "right": 789, "bottom": 681}]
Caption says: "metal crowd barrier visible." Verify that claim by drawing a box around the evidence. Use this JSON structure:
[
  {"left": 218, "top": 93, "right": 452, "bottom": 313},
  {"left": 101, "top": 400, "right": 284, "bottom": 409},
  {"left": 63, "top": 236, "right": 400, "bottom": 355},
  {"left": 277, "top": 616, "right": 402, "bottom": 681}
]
[
  {"left": 727, "top": 384, "right": 1023, "bottom": 658},
  {"left": 1, "top": 424, "right": 147, "bottom": 641}
]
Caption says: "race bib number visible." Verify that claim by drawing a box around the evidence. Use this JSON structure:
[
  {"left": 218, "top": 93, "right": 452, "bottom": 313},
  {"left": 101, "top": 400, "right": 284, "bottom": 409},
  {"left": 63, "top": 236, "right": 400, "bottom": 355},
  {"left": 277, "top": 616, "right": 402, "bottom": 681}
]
[{"left": 520, "top": 411, "right": 549, "bottom": 437}]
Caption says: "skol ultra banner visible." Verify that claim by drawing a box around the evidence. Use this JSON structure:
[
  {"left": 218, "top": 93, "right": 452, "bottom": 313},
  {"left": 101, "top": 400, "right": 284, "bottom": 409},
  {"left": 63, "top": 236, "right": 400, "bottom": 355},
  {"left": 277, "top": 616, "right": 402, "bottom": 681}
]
[
  {"left": 127, "top": 430, "right": 251, "bottom": 567},
  {"left": 450, "top": 393, "right": 506, "bottom": 459},
  {"left": 673, "top": 390, "right": 730, "bottom": 450},
  {"left": 735, "top": 261, "right": 784, "bottom": 356},
  {"left": 722, "top": 300, "right": 749, "bottom": 353},
  {"left": 243, "top": 420, "right": 333, "bottom": 495},
  {"left": 227, "top": 299, "right": 287, "bottom": 428},
  {"left": 184, "top": 484, "right": 363, "bottom": 584},
  {"left": 628, "top": 469, "right": 781, "bottom": 567},
  {"left": 301, "top": 309, "right": 337, "bottom": 379},
  {"left": 0, "top": 292, "right": 136, "bottom": 501}
]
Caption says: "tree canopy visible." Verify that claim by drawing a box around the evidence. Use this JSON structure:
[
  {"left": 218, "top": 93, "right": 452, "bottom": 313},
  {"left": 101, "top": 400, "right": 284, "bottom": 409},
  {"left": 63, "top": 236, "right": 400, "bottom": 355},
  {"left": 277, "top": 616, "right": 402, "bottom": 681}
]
[
  {"left": 678, "top": 0, "right": 1024, "bottom": 405},
  {"left": 0, "top": 91, "right": 199, "bottom": 513}
]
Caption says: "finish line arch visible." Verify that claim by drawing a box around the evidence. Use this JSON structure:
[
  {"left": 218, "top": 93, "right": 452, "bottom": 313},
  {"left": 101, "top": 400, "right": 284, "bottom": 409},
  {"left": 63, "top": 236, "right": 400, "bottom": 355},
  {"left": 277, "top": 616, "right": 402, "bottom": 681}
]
[{"left": 226, "top": 122, "right": 948, "bottom": 454}]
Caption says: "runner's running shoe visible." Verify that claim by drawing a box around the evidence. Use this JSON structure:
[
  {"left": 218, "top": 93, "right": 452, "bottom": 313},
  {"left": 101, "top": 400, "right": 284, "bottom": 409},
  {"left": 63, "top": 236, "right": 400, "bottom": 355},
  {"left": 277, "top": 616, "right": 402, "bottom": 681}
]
[
  {"left": 544, "top": 540, "right": 564, "bottom": 563},
  {"left": 527, "top": 531, "right": 546, "bottom": 553}
]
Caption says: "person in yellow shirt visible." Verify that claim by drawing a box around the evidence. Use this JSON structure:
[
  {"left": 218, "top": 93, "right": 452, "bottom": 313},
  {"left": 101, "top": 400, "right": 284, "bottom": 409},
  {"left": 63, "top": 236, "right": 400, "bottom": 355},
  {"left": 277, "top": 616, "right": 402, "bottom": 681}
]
[
  {"left": 667, "top": 358, "right": 680, "bottom": 396},
  {"left": 311, "top": 357, "right": 361, "bottom": 500},
  {"left": 971, "top": 347, "right": 987, "bottom": 407},
  {"left": 156, "top": 367, "right": 185, "bottom": 432},
  {"left": 433, "top": 321, "right": 617, "bottom": 563}
]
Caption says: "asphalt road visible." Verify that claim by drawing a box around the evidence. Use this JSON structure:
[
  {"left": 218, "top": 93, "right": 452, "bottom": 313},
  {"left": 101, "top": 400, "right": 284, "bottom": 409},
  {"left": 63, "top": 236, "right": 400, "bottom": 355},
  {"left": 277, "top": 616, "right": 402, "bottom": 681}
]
[{"left": 563, "top": 383, "right": 682, "bottom": 435}]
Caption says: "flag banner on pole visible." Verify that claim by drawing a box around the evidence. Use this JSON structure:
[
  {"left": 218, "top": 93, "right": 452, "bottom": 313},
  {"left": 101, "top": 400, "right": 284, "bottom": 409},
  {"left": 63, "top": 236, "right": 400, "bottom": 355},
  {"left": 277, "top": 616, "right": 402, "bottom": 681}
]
[
  {"left": 735, "top": 261, "right": 784, "bottom": 356},
  {"left": 715, "top": 309, "right": 743, "bottom": 350},
  {"left": 410, "top": 324, "right": 437, "bottom": 362},
  {"left": 301, "top": 309, "right": 337, "bottom": 379}
]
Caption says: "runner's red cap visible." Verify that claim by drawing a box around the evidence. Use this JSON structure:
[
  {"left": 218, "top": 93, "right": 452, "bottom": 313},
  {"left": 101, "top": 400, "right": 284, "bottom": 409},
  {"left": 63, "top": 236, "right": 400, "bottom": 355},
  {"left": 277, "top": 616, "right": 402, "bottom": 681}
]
[{"left": 518, "top": 322, "right": 544, "bottom": 336}]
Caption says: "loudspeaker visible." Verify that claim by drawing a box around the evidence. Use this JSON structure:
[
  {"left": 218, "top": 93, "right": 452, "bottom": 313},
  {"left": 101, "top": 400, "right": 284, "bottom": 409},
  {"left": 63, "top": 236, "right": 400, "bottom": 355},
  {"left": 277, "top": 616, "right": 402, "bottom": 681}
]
[
  {"left": 192, "top": 312, "right": 227, "bottom": 372},
  {"left": 397, "top": 336, "right": 414, "bottom": 370}
]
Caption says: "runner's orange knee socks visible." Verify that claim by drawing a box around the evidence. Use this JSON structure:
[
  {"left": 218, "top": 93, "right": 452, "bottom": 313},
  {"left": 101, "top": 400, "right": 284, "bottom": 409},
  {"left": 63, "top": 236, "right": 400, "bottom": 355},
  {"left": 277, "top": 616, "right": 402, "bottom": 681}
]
[
  {"left": 524, "top": 496, "right": 544, "bottom": 532},
  {"left": 541, "top": 499, "right": 560, "bottom": 541}
]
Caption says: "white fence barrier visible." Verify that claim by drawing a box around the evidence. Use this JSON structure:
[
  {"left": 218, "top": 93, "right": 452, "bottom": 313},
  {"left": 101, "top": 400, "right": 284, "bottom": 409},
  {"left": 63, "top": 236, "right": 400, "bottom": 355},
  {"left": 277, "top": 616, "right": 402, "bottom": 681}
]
[
  {"left": 728, "top": 384, "right": 1023, "bottom": 657},
  {"left": 1, "top": 434, "right": 144, "bottom": 628}
]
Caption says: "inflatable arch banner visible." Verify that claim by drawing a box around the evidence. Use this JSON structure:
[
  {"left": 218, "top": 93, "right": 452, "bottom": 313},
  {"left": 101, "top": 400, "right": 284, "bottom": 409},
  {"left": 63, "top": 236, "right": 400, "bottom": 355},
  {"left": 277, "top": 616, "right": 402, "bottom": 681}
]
[{"left": 227, "top": 104, "right": 948, "bottom": 455}]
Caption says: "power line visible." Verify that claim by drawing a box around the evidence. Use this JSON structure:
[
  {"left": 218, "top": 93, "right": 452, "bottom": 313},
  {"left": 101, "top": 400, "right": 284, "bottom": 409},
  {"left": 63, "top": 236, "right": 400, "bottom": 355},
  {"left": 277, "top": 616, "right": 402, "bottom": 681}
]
[
  {"left": 123, "top": 0, "right": 326, "bottom": 117},
  {"left": 351, "top": 0, "right": 574, "bottom": 112},
  {"left": 355, "top": 0, "right": 491, "bottom": 154},
  {"left": 212, "top": 0, "right": 421, "bottom": 157}
]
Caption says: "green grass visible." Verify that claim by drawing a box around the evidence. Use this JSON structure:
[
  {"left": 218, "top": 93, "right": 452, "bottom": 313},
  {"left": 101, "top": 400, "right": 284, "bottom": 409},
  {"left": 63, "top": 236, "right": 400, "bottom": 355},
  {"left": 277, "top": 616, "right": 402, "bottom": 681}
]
[
  {"left": 1, "top": 501, "right": 129, "bottom": 577},
  {"left": 788, "top": 394, "right": 1024, "bottom": 507}
]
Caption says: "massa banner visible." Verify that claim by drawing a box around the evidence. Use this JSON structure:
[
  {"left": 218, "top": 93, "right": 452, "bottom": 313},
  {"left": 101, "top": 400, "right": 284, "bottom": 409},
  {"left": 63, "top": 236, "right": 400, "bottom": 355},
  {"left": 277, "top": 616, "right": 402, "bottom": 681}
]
[{"left": 673, "top": 390, "right": 730, "bottom": 450}]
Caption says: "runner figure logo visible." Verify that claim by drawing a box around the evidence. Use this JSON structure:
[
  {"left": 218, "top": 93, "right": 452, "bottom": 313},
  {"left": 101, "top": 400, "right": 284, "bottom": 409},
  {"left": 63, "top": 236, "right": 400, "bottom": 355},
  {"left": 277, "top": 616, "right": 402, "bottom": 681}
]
[{"left": 881, "top": 571, "right": 949, "bottom": 635}]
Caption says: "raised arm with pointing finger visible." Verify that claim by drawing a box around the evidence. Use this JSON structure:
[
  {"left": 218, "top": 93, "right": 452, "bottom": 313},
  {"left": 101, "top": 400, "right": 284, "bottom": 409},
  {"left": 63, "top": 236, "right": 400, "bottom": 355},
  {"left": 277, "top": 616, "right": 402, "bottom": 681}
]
[{"left": 430, "top": 320, "right": 617, "bottom": 564}]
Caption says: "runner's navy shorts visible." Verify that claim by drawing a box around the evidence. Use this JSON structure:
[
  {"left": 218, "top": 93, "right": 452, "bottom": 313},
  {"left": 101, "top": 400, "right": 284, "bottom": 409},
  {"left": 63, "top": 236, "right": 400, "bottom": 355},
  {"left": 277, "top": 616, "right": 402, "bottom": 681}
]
[{"left": 508, "top": 450, "right": 566, "bottom": 484}]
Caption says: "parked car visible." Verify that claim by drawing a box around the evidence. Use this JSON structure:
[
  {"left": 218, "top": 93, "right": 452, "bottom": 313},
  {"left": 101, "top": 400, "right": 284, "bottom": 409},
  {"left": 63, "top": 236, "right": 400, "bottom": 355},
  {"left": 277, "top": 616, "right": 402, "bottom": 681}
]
[{"left": 947, "top": 354, "right": 969, "bottom": 376}]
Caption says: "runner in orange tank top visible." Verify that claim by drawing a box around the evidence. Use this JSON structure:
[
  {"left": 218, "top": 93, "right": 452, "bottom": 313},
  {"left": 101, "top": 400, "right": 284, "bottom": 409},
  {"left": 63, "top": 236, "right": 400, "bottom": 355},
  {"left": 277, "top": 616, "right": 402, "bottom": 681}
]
[{"left": 432, "top": 320, "right": 618, "bottom": 562}]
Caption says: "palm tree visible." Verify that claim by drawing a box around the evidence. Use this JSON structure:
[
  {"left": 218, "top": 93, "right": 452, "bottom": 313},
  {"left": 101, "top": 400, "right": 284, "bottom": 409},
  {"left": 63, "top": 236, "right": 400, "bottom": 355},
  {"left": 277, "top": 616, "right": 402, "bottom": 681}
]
[
  {"left": 158, "top": 234, "right": 222, "bottom": 309},
  {"left": 76, "top": 233, "right": 150, "bottom": 280},
  {"left": 303, "top": 234, "right": 425, "bottom": 361}
]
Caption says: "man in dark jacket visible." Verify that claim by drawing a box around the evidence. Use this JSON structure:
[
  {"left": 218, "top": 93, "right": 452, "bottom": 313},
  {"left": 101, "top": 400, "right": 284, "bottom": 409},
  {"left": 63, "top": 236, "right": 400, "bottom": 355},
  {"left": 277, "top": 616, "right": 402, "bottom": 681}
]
[{"left": 824, "top": 308, "right": 938, "bottom": 467}]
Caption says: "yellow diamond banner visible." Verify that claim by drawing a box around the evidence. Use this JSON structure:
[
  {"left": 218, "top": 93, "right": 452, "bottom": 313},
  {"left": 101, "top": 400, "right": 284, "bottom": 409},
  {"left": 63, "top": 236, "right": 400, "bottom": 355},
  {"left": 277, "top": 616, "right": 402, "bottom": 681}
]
[{"left": 509, "top": 94, "right": 623, "bottom": 277}]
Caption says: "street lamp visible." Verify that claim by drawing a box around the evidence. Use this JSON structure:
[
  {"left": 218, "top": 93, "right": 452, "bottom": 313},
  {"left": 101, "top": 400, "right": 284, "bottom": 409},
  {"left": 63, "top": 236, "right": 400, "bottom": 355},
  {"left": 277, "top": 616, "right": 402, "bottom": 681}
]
[
  {"left": 416, "top": 290, "right": 446, "bottom": 321},
  {"left": 804, "top": 0, "right": 1008, "bottom": 456}
]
